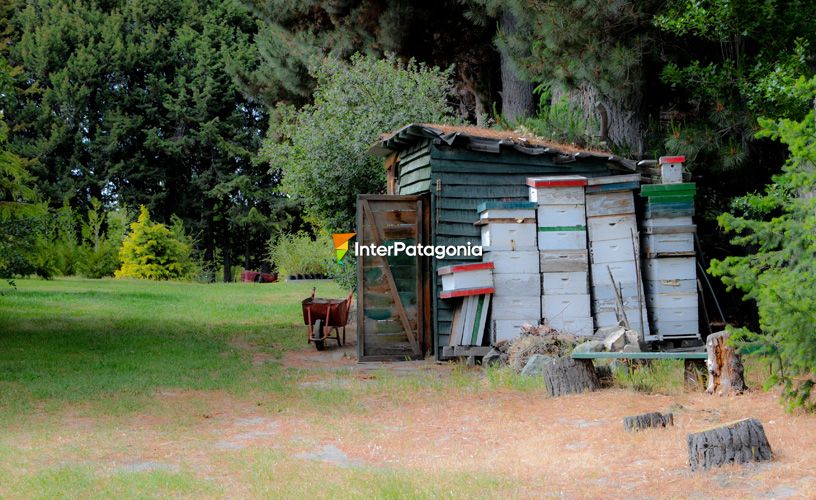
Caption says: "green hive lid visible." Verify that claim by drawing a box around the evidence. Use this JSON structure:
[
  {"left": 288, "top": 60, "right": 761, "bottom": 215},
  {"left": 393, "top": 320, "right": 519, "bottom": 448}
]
[
  {"left": 476, "top": 201, "right": 537, "bottom": 213},
  {"left": 640, "top": 182, "right": 696, "bottom": 197}
]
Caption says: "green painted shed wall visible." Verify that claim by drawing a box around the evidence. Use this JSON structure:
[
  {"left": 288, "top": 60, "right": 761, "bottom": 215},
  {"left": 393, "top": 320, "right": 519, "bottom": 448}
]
[{"left": 396, "top": 142, "right": 621, "bottom": 359}]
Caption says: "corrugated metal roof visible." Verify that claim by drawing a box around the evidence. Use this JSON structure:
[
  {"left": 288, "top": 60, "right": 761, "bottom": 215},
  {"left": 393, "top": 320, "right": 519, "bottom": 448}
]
[{"left": 370, "top": 123, "right": 637, "bottom": 171}]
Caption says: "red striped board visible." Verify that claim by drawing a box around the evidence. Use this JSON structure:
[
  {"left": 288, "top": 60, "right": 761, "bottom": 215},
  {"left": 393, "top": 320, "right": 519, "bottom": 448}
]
[
  {"left": 437, "top": 262, "right": 494, "bottom": 276},
  {"left": 439, "top": 287, "right": 495, "bottom": 299},
  {"left": 526, "top": 175, "right": 588, "bottom": 188}
]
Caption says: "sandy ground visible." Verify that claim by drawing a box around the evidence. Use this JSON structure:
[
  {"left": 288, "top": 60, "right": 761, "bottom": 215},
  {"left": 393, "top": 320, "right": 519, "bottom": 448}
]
[{"left": 7, "top": 343, "right": 816, "bottom": 498}]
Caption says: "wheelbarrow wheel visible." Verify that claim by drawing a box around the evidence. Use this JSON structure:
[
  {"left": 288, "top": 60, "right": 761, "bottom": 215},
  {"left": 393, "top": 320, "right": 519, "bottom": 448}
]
[{"left": 313, "top": 319, "right": 325, "bottom": 351}]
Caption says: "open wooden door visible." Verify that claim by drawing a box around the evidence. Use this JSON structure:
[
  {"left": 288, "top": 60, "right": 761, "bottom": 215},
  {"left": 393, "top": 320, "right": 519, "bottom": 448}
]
[{"left": 357, "top": 195, "right": 430, "bottom": 361}]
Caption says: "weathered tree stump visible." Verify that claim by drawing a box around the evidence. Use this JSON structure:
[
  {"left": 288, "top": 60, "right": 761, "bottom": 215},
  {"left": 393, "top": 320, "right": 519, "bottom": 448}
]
[
  {"left": 623, "top": 412, "right": 674, "bottom": 432},
  {"left": 687, "top": 418, "right": 773, "bottom": 471},
  {"left": 541, "top": 357, "right": 599, "bottom": 397},
  {"left": 706, "top": 331, "right": 747, "bottom": 395}
]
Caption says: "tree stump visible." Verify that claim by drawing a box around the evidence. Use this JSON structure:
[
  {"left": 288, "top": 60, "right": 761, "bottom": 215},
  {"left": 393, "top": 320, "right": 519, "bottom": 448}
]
[
  {"left": 706, "top": 331, "right": 747, "bottom": 395},
  {"left": 687, "top": 418, "right": 773, "bottom": 471},
  {"left": 541, "top": 357, "right": 599, "bottom": 397},
  {"left": 623, "top": 412, "right": 674, "bottom": 432}
]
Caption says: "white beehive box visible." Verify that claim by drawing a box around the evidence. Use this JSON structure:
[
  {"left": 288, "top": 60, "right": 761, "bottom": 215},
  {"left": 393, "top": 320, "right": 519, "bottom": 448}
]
[
  {"left": 593, "top": 297, "right": 642, "bottom": 314},
  {"left": 641, "top": 216, "right": 694, "bottom": 228},
  {"left": 542, "top": 293, "right": 591, "bottom": 319},
  {"left": 587, "top": 214, "right": 637, "bottom": 241},
  {"left": 539, "top": 250, "right": 589, "bottom": 272},
  {"left": 646, "top": 292, "right": 697, "bottom": 309},
  {"left": 643, "top": 257, "right": 696, "bottom": 281},
  {"left": 477, "top": 200, "right": 537, "bottom": 220},
  {"left": 537, "top": 229, "right": 587, "bottom": 250},
  {"left": 642, "top": 231, "right": 694, "bottom": 255},
  {"left": 438, "top": 262, "right": 494, "bottom": 293},
  {"left": 541, "top": 271, "right": 589, "bottom": 295},
  {"left": 527, "top": 176, "right": 587, "bottom": 205},
  {"left": 659, "top": 155, "right": 685, "bottom": 184},
  {"left": 481, "top": 223, "right": 537, "bottom": 251},
  {"left": 483, "top": 251, "right": 539, "bottom": 274},
  {"left": 536, "top": 204, "right": 586, "bottom": 227},
  {"left": 595, "top": 310, "right": 650, "bottom": 334},
  {"left": 492, "top": 319, "right": 538, "bottom": 343},
  {"left": 589, "top": 237, "right": 637, "bottom": 264},
  {"left": 493, "top": 273, "right": 541, "bottom": 297},
  {"left": 651, "top": 306, "right": 698, "bottom": 323},
  {"left": 644, "top": 278, "right": 696, "bottom": 295},
  {"left": 546, "top": 316, "right": 594, "bottom": 336},
  {"left": 591, "top": 261, "right": 639, "bottom": 286},
  {"left": 490, "top": 296, "right": 540, "bottom": 320},
  {"left": 585, "top": 191, "right": 635, "bottom": 217},
  {"left": 592, "top": 282, "right": 641, "bottom": 301},
  {"left": 651, "top": 319, "right": 698, "bottom": 338}
]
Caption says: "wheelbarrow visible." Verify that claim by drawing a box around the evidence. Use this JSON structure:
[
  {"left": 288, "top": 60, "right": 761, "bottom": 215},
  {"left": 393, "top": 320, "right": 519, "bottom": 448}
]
[{"left": 301, "top": 287, "right": 353, "bottom": 351}]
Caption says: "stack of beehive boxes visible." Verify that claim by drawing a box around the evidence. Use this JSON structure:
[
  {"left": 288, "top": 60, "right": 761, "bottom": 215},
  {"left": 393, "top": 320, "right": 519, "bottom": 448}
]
[
  {"left": 526, "top": 177, "right": 593, "bottom": 335},
  {"left": 585, "top": 174, "right": 650, "bottom": 337},
  {"left": 640, "top": 156, "right": 699, "bottom": 340},
  {"left": 478, "top": 201, "right": 540, "bottom": 342},
  {"left": 438, "top": 262, "right": 495, "bottom": 347}
]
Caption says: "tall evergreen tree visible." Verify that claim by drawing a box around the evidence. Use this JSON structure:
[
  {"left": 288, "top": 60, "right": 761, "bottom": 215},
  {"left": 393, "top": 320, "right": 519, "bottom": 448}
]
[{"left": 6, "top": 0, "right": 275, "bottom": 280}]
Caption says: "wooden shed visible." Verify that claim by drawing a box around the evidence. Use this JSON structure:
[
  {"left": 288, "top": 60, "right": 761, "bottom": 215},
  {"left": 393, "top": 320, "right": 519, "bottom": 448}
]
[{"left": 361, "top": 123, "right": 640, "bottom": 360}]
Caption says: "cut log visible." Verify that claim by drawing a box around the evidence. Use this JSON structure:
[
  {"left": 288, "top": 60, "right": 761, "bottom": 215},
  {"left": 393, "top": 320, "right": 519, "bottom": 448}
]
[
  {"left": 623, "top": 412, "right": 674, "bottom": 432},
  {"left": 706, "top": 331, "right": 747, "bottom": 395},
  {"left": 688, "top": 418, "right": 773, "bottom": 471},
  {"left": 541, "top": 357, "right": 599, "bottom": 397}
]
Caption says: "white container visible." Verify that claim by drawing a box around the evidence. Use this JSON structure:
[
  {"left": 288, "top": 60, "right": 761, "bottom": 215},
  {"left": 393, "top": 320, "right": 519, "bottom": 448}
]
[
  {"left": 589, "top": 237, "right": 637, "bottom": 264},
  {"left": 642, "top": 232, "right": 694, "bottom": 255},
  {"left": 641, "top": 216, "right": 694, "bottom": 228},
  {"left": 481, "top": 223, "right": 537, "bottom": 251},
  {"left": 591, "top": 261, "right": 639, "bottom": 286},
  {"left": 592, "top": 297, "right": 642, "bottom": 314},
  {"left": 483, "top": 251, "right": 539, "bottom": 274},
  {"left": 585, "top": 191, "right": 635, "bottom": 217},
  {"left": 479, "top": 208, "right": 536, "bottom": 220},
  {"left": 643, "top": 257, "right": 696, "bottom": 281},
  {"left": 541, "top": 271, "right": 589, "bottom": 295},
  {"left": 646, "top": 292, "right": 698, "bottom": 309},
  {"left": 644, "top": 278, "right": 696, "bottom": 294},
  {"left": 652, "top": 319, "right": 698, "bottom": 338},
  {"left": 493, "top": 273, "right": 541, "bottom": 297},
  {"left": 492, "top": 319, "right": 537, "bottom": 343},
  {"left": 542, "top": 294, "right": 591, "bottom": 319},
  {"left": 595, "top": 310, "right": 650, "bottom": 335},
  {"left": 539, "top": 250, "right": 589, "bottom": 272},
  {"left": 592, "top": 282, "right": 641, "bottom": 301},
  {"left": 546, "top": 316, "right": 594, "bottom": 336},
  {"left": 651, "top": 306, "right": 698, "bottom": 323},
  {"left": 529, "top": 186, "right": 585, "bottom": 205},
  {"left": 438, "top": 262, "right": 494, "bottom": 292},
  {"left": 490, "top": 296, "right": 540, "bottom": 320},
  {"left": 536, "top": 204, "right": 586, "bottom": 228},
  {"left": 660, "top": 163, "right": 684, "bottom": 184},
  {"left": 587, "top": 214, "right": 637, "bottom": 241},
  {"left": 537, "top": 229, "right": 587, "bottom": 251}
]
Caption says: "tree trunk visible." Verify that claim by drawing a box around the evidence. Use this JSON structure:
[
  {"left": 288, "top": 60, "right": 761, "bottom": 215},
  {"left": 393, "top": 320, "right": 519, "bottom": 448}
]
[
  {"left": 687, "top": 418, "right": 773, "bottom": 471},
  {"left": 223, "top": 246, "right": 232, "bottom": 283},
  {"left": 498, "top": 9, "right": 534, "bottom": 123},
  {"left": 706, "top": 331, "right": 747, "bottom": 395},
  {"left": 623, "top": 412, "right": 673, "bottom": 432},
  {"left": 541, "top": 357, "right": 599, "bottom": 397}
]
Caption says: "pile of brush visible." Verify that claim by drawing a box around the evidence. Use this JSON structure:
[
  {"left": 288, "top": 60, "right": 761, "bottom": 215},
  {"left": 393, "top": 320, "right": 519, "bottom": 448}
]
[{"left": 484, "top": 323, "right": 577, "bottom": 372}]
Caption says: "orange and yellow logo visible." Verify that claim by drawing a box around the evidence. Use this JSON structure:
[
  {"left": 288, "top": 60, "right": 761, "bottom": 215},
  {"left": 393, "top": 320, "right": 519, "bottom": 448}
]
[{"left": 332, "top": 233, "right": 356, "bottom": 263}]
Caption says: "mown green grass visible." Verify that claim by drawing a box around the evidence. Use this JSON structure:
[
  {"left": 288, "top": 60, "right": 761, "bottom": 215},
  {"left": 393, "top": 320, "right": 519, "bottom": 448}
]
[{"left": 0, "top": 277, "right": 345, "bottom": 418}]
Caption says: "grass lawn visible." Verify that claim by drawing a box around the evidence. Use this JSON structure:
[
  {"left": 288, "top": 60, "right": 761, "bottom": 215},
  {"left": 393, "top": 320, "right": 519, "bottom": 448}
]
[{"left": 1, "top": 278, "right": 811, "bottom": 499}]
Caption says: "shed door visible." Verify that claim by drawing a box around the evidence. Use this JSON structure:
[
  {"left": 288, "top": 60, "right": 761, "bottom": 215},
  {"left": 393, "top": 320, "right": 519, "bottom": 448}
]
[{"left": 357, "top": 195, "right": 429, "bottom": 361}]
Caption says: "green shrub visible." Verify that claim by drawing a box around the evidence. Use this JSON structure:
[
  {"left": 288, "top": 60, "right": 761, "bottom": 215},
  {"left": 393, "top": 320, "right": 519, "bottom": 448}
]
[
  {"left": 77, "top": 199, "right": 130, "bottom": 279},
  {"left": 709, "top": 76, "right": 816, "bottom": 411},
  {"left": 115, "top": 206, "right": 195, "bottom": 281},
  {"left": 267, "top": 232, "right": 332, "bottom": 277}
]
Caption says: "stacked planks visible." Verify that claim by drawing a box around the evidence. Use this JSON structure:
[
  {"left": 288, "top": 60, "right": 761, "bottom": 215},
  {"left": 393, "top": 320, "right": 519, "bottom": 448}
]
[
  {"left": 528, "top": 177, "right": 593, "bottom": 336},
  {"left": 585, "top": 174, "right": 650, "bottom": 337},
  {"left": 478, "top": 202, "right": 540, "bottom": 342},
  {"left": 639, "top": 157, "right": 699, "bottom": 341},
  {"left": 439, "top": 262, "right": 495, "bottom": 347}
]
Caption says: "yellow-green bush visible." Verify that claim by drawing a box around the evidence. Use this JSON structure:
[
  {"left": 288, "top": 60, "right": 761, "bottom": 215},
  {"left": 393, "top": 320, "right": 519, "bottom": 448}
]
[{"left": 115, "top": 206, "right": 195, "bottom": 280}]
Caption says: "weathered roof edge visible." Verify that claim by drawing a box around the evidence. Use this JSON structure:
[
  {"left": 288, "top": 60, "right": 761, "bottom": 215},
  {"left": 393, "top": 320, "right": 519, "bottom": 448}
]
[{"left": 369, "top": 123, "right": 637, "bottom": 171}]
